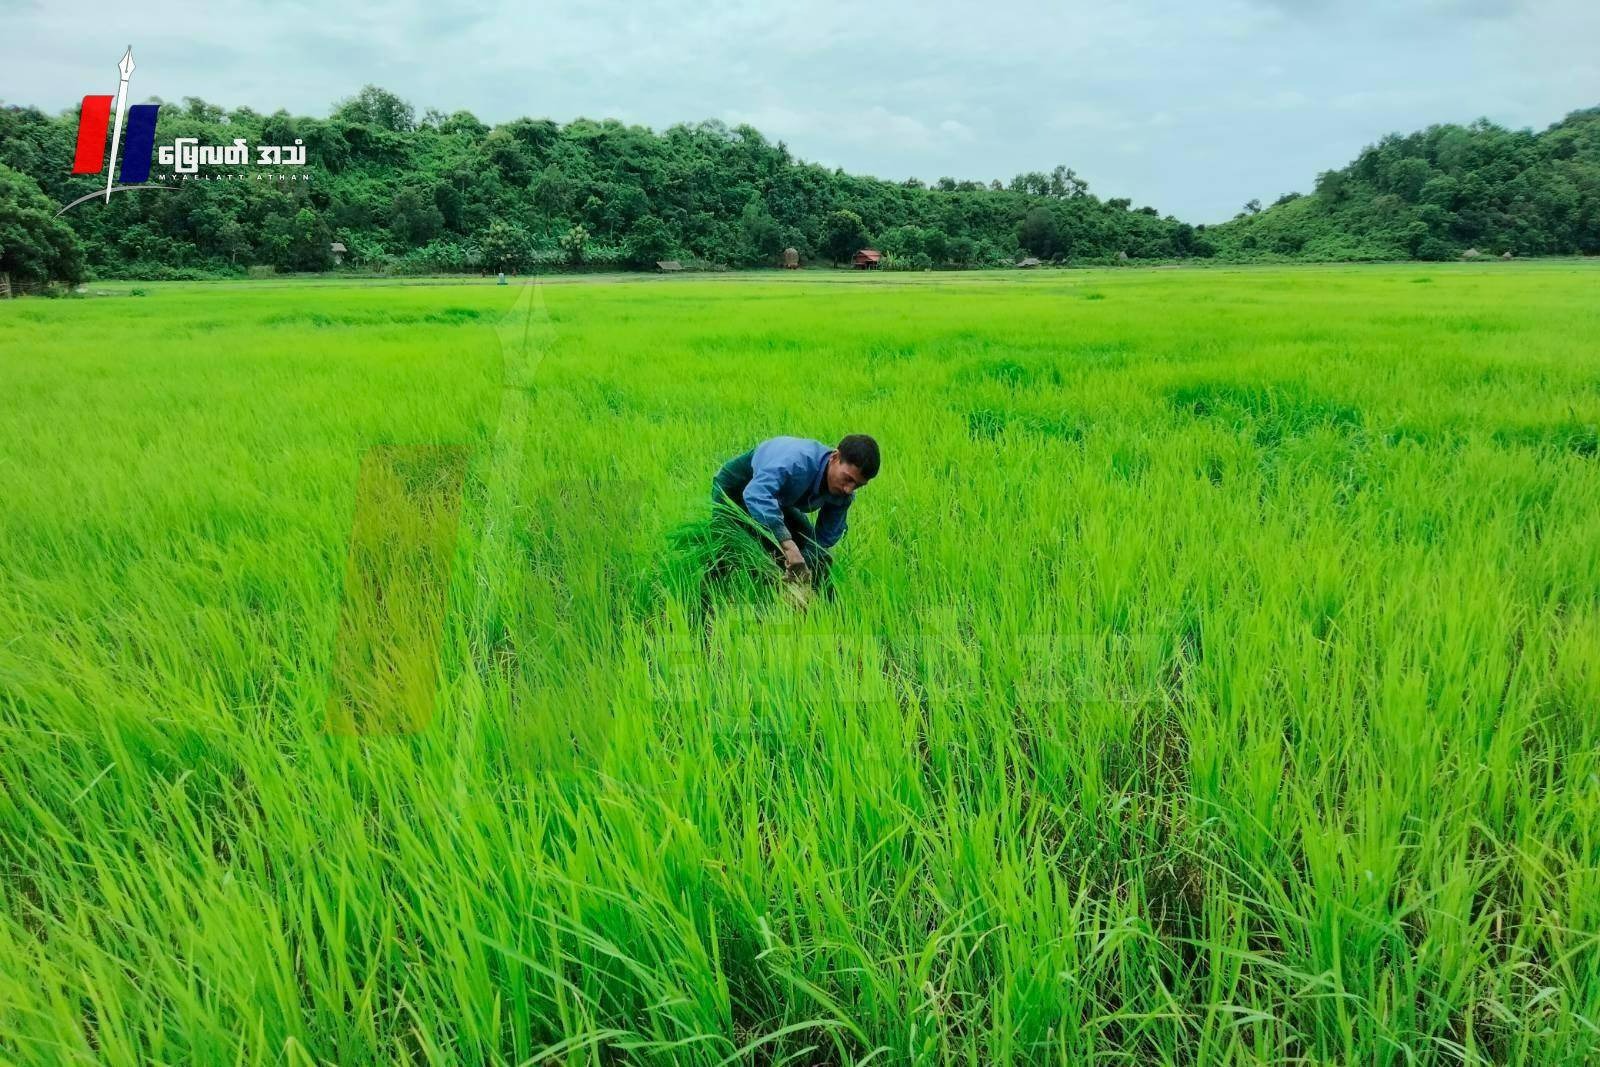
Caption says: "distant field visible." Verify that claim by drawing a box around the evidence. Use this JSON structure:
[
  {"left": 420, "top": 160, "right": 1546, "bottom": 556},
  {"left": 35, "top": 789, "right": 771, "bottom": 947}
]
[{"left": 3, "top": 265, "right": 1599, "bottom": 1064}]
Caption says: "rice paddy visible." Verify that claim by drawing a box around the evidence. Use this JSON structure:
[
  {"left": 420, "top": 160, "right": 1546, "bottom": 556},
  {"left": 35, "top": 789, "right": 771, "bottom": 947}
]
[{"left": 2, "top": 263, "right": 1599, "bottom": 1064}]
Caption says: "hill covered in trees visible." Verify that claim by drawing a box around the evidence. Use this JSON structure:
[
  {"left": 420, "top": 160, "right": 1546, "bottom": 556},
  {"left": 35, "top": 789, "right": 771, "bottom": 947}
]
[
  {"left": 0, "top": 86, "right": 1204, "bottom": 281},
  {"left": 1, "top": 86, "right": 1596, "bottom": 284},
  {"left": 1209, "top": 107, "right": 1600, "bottom": 261}
]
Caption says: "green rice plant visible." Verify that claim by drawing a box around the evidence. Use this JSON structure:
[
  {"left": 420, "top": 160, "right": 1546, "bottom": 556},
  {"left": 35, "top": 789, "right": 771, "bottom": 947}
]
[
  {"left": 325, "top": 444, "right": 469, "bottom": 736},
  {"left": 2, "top": 263, "right": 1599, "bottom": 1064}
]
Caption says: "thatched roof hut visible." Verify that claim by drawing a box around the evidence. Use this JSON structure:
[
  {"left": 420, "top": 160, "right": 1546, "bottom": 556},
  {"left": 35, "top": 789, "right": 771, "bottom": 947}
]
[
  {"left": 656, "top": 260, "right": 684, "bottom": 272},
  {"left": 1461, "top": 248, "right": 1483, "bottom": 260},
  {"left": 1016, "top": 257, "right": 1041, "bottom": 269},
  {"left": 783, "top": 247, "right": 799, "bottom": 269}
]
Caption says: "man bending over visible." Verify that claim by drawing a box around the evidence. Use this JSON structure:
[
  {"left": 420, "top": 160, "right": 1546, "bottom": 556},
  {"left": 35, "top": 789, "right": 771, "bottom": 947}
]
[{"left": 710, "top": 434, "right": 880, "bottom": 586}]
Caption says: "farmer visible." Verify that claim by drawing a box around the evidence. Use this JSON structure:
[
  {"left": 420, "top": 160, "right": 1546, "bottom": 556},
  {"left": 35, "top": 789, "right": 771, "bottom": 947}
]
[{"left": 711, "top": 434, "right": 880, "bottom": 586}]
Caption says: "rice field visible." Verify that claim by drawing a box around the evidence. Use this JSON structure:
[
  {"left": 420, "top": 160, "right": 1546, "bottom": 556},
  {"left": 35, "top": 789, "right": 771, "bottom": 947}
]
[{"left": 2, "top": 264, "right": 1599, "bottom": 1064}]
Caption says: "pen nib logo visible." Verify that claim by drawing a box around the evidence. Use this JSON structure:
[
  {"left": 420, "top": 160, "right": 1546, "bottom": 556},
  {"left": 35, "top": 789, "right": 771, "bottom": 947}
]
[
  {"left": 57, "top": 45, "right": 311, "bottom": 215},
  {"left": 59, "top": 45, "right": 166, "bottom": 215}
]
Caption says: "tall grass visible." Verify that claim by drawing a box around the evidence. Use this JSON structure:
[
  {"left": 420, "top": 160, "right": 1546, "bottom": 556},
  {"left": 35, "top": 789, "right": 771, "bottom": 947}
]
[{"left": 2, "top": 264, "right": 1599, "bottom": 1063}]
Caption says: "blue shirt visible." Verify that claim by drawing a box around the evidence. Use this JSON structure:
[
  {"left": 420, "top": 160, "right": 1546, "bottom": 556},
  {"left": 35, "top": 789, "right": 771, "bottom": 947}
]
[{"left": 713, "top": 436, "right": 854, "bottom": 548}]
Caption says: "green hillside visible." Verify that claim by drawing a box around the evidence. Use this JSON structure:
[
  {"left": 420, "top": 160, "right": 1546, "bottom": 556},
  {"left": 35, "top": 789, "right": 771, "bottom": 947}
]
[
  {"left": 2, "top": 87, "right": 1597, "bottom": 282},
  {"left": 0, "top": 86, "right": 1202, "bottom": 281},
  {"left": 1210, "top": 108, "right": 1600, "bottom": 261}
]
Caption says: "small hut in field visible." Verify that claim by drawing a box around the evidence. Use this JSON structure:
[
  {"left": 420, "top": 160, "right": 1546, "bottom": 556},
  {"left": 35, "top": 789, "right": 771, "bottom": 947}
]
[
  {"left": 783, "top": 247, "right": 800, "bottom": 269},
  {"left": 1501, "top": 251, "right": 1514, "bottom": 260},
  {"left": 330, "top": 241, "right": 347, "bottom": 266},
  {"left": 1461, "top": 248, "right": 1483, "bottom": 260},
  {"left": 1116, "top": 251, "right": 1129, "bottom": 263},
  {"left": 656, "top": 260, "right": 684, "bottom": 272},
  {"left": 1016, "top": 257, "right": 1041, "bottom": 269},
  {"left": 852, "top": 249, "right": 883, "bottom": 270}
]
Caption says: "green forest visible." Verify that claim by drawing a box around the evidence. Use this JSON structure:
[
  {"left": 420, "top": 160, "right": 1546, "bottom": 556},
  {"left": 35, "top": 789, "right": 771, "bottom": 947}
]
[{"left": 1, "top": 85, "right": 1597, "bottom": 284}]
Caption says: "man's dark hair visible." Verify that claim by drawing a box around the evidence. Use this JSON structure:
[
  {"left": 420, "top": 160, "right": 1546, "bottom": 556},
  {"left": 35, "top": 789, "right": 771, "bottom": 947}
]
[{"left": 836, "top": 434, "right": 880, "bottom": 479}]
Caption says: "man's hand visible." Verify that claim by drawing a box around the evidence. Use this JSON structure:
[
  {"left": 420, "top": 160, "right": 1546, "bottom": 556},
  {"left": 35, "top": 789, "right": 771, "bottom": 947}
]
[{"left": 779, "top": 539, "right": 812, "bottom": 585}]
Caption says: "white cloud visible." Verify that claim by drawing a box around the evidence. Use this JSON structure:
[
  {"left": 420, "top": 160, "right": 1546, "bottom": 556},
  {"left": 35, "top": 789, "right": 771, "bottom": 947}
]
[
  {"left": 938, "top": 119, "right": 975, "bottom": 142},
  {"left": 1330, "top": 88, "right": 1448, "bottom": 113},
  {"left": 1047, "top": 104, "right": 1136, "bottom": 133}
]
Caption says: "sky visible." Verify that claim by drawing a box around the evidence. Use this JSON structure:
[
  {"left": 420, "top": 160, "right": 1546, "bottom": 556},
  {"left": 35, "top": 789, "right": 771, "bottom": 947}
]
[{"left": 3, "top": 0, "right": 1597, "bottom": 223}]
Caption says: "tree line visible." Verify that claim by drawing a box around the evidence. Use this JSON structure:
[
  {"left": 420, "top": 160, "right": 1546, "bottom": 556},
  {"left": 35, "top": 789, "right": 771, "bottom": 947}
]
[
  {"left": 1, "top": 86, "right": 1596, "bottom": 286},
  {"left": 1210, "top": 108, "right": 1600, "bottom": 260}
]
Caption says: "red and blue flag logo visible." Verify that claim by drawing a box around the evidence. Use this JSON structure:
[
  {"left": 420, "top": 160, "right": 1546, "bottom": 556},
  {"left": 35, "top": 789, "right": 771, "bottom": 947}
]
[{"left": 60, "top": 46, "right": 166, "bottom": 213}]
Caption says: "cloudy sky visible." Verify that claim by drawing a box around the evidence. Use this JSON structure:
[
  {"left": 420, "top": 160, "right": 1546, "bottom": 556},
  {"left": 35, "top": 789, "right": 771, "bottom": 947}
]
[{"left": 4, "top": 0, "right": 1596, "bottom": 222}]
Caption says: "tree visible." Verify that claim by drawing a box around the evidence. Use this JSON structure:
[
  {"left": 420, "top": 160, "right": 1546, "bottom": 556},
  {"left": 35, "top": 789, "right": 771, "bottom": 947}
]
[
  {"left": 739, "top": 198, "right": 783, "bottom": 265},
  {"left": 0, "top": 164, "right": 86, "bottom": 287},
  {"left": 947, "top": 234, "right": 978, "bottom": 267},
  {"left": 1314, "top": 169, "right": 1349, "bottom": 203},
  {"left": 477, "top": 219, "right": 532, "bottom": 271},
  {"left": 503, "top": 118, "right": 561, "bottom": 156},
  {"left": 821, "top": 209, "right": 868, "bottom": 265},
  {"left": 531, "top": 164, "right": 573, "bottom": 214},
  {"left": 182, "top": 97, "right": 225, "bottom": 124},
  {"left": 440, "top": 110, "right": 488, "bottom": 138},
  {"left": 1011, "top": 171, "right": 1050, "bottom": 196},
  {"left": 1420, "top": 175, "right": 1459, "bottom": 210},
  {"left": 390, "top": 186, "right": 444, "bottom": 246},
  {"left": 626, "top": 215, "right": 675, "bottom": 267},
  {"left": 485, "top": 130, "right": 533, "bottom": 187},
  {"left": 1387, "top": 157, "right": 1434, "bottom": 201},
  {"left": 560, "top": 223, "right": 589, "bottom": 265},
  {"left": 263, "top": 207, "right": 333, "bottom": 272},
  {"left": 334, "top": 86, "right": 415, "bottom": 132},
  {"left": 1017, "top": 207, "right": 1061, "bottom": 258},
  {"left": 191, "top": 201, "right": 251, "bottom": 264},
  {"left": 1171, "top": 223, "right": 1198, "bottom": 255},
  {"left": 879, "top": 224, "right": 924, "bottom": 260},
  {"left": 1049, "top": 165, "right": 1089, "bottom": 198}
]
